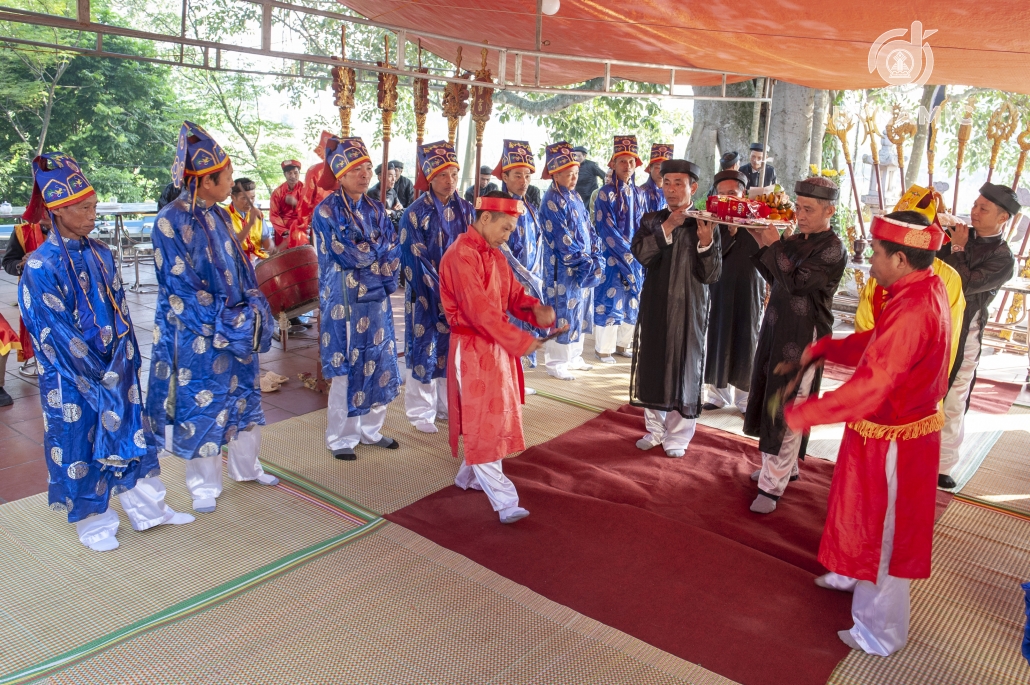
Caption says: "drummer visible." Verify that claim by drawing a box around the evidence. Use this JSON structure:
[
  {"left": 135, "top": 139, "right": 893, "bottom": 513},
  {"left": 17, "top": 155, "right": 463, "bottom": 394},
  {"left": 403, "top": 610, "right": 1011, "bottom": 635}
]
[{"left": 310, "top": 136, "right": 402, "bottom": 460}]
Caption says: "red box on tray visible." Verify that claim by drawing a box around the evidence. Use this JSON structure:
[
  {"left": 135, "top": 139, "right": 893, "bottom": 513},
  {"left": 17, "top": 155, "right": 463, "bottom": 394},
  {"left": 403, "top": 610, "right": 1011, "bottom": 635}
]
[{"left": 705, "top": 195, "right": 771, "bottom": 221}]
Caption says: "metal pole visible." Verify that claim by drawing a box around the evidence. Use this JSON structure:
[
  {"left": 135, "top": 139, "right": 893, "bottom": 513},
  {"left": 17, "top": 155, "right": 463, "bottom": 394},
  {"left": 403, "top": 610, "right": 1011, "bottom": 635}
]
[{"left": 758, "top": 79, "right": 773, "bottom": 187}]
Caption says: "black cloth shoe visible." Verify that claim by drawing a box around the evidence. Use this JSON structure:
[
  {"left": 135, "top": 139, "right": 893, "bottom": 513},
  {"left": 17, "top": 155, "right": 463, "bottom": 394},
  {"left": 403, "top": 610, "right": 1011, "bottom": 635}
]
[
  {"left": 702, "top": 403, "right": 721, "bottom": 411},
  {"left": 938, "top": 474, "right": 957, "bottom": 489},
  {"left": 333, "top": 448, "right": 357, "bottom": 461},
  {"left": 0, "top": 387, "right": 12, "bottom": 407},
  {"left": 373, "top": 437, "right": 399, "bottom": 449}
]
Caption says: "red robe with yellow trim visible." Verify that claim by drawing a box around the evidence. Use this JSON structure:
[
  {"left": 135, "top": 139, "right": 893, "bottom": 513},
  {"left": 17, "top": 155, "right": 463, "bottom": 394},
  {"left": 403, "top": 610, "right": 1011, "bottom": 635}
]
[
  {"left": 785, "top": 268, "right": 950, "bottom": 582},
  {"left": 14, "top": 222, "right": 45, "bottom": 361},
  {"left": 0, "top": 312, "right": 18, "bottom": 357},
  {"left": 440, "top": 227, "right": 543, "bottom": 465}
]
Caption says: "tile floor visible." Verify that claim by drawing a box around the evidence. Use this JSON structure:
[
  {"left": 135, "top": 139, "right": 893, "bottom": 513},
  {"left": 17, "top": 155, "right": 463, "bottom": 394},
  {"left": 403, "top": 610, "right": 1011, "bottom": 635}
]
[{"left": 0, "top": 261, "right": 340, "bottom": 503}]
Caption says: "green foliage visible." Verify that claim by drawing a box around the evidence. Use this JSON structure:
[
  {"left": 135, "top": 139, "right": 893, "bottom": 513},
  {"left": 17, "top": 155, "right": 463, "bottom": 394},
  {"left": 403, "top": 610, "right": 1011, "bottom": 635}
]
[
  {"left": 936, "top": 89, "right": 1030, "bottom": 181},
  {"left": 0, "top": 0, "right": 189, "bottom": 203},
  {"left": 176, "top": 70, "right": 302, "bottom": 195},
  {"left": 500, "top": 81, "right": 689, "bottom": 159}
]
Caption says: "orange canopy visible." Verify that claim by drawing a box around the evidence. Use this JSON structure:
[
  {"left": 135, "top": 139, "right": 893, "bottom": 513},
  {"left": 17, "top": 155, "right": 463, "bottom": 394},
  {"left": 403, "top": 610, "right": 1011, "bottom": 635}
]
[{"left": 337, "top": 1, "right": 1030, "bottom": 94}]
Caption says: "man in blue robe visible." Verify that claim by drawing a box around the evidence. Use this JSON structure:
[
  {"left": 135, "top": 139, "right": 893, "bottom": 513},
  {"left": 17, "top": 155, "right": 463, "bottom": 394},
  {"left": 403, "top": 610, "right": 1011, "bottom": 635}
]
[
  {"left": 640, "top": 143, "right": 672, "bottom": 214},
  {"left": 593, "top": 135, "right": 646, "bottom": 364},
  {"left": 399, "top": 141, "right": 475, "bottom": 433},
  {"left": 19, "top": 152, "right": 193, "bottom": 550},
  {"left": 492, "top": 139, "right": 545, "bottom": 370},
  {"left": 539, "top": 142, "right": 605, "bottom": 381},
  {"left": 311, "top": 136, "right": 402, "bottom": 460},
  {"left": 146, "top": 121, "right": 278, "bottom": 514}
]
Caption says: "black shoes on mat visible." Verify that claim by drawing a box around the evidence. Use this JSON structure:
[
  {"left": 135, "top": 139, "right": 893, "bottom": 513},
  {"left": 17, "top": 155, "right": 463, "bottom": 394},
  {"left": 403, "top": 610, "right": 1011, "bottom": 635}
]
[{"left": 333, "top": 437, "right": 399, "bottom": 461}]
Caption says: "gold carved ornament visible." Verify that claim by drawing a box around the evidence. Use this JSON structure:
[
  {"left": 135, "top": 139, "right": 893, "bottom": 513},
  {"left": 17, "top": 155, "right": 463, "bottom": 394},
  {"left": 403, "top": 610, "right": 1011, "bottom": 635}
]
[{"left": 441, "top": 47, "right": 470, "bottom": 146}]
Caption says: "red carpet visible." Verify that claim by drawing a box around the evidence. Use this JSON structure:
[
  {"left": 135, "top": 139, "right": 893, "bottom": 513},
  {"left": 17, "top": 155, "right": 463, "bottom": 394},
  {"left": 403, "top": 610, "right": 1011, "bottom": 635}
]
[
  {"left": 389, "top": 406, "right": 866, "bottom": 685},
  {"left": 824, "top": 361, "right": 1021, "bottom": 414}
]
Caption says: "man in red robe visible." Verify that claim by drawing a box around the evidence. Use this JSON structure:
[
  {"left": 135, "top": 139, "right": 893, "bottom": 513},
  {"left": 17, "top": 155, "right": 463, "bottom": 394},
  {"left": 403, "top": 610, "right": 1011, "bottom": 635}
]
[
  {"left": 785, "top": 210, "right": 951, "bottom": 656},
  {"left": 0, "top": 312, "right": 18, "bottom": 406},
  {"left": 439, "top": 191, "right": 555, "bottom": 524},
  {"left": 292, "top": 131, "right": 337, "bottom": 248},
  {"left": 2, "top": 215, "right": 49, "bottom": 374},
  {"left": 269, "top": 159, "right": 303, "bottom": 247}
]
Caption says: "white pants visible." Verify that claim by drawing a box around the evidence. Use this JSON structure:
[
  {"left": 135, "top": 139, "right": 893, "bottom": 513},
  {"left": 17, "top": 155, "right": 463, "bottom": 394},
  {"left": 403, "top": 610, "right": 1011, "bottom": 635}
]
[
  {"left": 706, "top": 384, "right": 750, "bottom": 412},
  {"left": 454, "top": 457, "right": 520, "bottom": 513},
  {"left": 403, "top": 368, "right": 448, "bottom": 425},
  {"left": 940, "top": 318, "right": 982, "bottom": 476},
  {"left": 74, "top": 476, "right": 178, "bottom": 547},
  {"left": 544, "top": 338, "right": 586, "bottom": 376},
  {"left": 326, "top": 377, "right": 388, "bottom": 450},
  {"left": 758, "top": 365, "right": 815, "bottom": 498},
  {"left": 183, "top": 425, "right": 266, "bottom": 507},
  {"left": 821, "top": 441, "right": 910, "bottom": 656},
  {"left": 641, "top": 408, "right": 697, "bottom": 451},
  {"left": 594, "top": 323, "right": 635, "bottom": 354}
]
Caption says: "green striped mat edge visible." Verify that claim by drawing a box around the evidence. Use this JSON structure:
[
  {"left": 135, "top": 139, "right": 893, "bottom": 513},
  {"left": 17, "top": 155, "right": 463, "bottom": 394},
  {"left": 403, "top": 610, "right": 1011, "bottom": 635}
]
[{"left": 0, "top": 512, "right": 386, "bottom": 684}]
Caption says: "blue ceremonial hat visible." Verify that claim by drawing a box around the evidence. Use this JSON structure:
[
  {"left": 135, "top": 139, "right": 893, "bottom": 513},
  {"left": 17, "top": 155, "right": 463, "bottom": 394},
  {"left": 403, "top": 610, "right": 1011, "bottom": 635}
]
[
  {"left": 23, "top": 151, "right": 95, "bottom": 222},
  {"left": 171, "top": 120, "right": 231, "bottom": 189},
  {"left": 608, "top": 135, "right": 643, "bottom": 168},
  {"left": 542, "top": 141, "right": 578, "bottom": 180},
  {"left": 415, "top": 140, "right": 459, "bottom": 192},
  {"left": 648, "top": 143, "right": 674, "bottom": 167},
  {"left": 492, "top": 139, "right": 535, "bottom": 180},
  {"left": 325, "top": 136, "right": 371, "bottom": 179}
]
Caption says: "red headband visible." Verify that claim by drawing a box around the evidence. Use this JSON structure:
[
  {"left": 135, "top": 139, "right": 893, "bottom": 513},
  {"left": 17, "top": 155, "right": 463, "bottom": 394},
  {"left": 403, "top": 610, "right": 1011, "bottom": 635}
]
[
  {"left": 475, "top": 196, "right": 526, "bottom": 216},
  {"left": 870, "top": 215, "right": 945, "bottom": 251}
]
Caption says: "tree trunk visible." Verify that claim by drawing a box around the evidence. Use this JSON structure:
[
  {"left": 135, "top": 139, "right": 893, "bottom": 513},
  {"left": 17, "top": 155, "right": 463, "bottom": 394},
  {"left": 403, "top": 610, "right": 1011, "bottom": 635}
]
[
  {"left": 767, "top": 81, "right": 816, "bottom": 192},
  {"left": 810, "top": 89, "right": 828, "bottom": 170},
  {"left": 685, "top": 82, "right": 758, "bottom": 196},
  {"left": 906, "top": 84, "right": 937, "bottom": 188},
  {"left": 750, "top": 77, "right": 765, "bottom": 142}
]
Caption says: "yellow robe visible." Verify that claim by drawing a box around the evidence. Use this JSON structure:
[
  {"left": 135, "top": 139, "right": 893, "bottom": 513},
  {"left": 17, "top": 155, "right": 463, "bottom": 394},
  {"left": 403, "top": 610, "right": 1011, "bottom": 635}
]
[
  {"left": 227, "top": 204, "right": 269, "bottom": 260},
  {"left": 855, "top": 258, "right": 964, "bottom": 374}
]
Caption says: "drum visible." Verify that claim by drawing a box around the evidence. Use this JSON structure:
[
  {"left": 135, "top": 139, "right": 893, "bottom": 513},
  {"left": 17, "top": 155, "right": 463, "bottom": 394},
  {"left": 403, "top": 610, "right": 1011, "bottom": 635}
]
[{"left": 255, "top": 245, "right": 319, "bottom": 318}]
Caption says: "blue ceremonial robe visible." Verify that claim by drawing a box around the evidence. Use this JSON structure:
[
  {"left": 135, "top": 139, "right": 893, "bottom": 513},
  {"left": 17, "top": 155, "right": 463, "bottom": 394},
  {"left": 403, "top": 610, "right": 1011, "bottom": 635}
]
[
  {"left": 146, "top": 191, "right": 274, "bottom": 460},
  {"left": 398, "top": 190, "right": 474, "bottom": 383},
  {"left": 503, "top": 192, "right": 545, "bottom": 366},
  {"left": 19, "top": 231, "right": 159, "bottom": 522},
  {"left": 639, "top": 176, "right": 666, "bottom": 213},
  {"left": 311, "top": 190, "right": 401, "bottom": 414},
  {"left": 539, "top": 183, "right": 604, "bottom": 344},
  {"left": 592, "top": 179, "right": 644, "bottom": 328}
]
